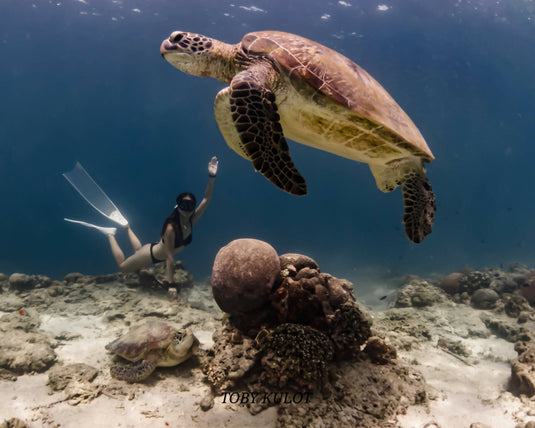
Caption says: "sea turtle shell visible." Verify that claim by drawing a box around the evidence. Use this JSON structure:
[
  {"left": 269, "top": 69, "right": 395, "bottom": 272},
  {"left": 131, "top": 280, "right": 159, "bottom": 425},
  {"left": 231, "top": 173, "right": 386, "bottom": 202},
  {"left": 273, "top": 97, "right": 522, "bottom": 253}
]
[
  {"left": 106, "top": 320, "right": 188, "bottom": 362},
  {"left": 240, "top": 31, "right": 433, "bottom": 163}
]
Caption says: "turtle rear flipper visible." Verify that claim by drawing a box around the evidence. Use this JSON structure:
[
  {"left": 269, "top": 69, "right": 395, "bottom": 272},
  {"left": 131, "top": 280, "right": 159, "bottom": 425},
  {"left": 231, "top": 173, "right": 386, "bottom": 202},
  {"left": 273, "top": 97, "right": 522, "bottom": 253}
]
[
  {"left": 110, "top": 358, "right": 157, "bottom": 383},
  {"left": 227, "top": 66, "right": 307, "bottom": 196},
  {"left": 402, "top": 171, "right": 436, "bottom": 243}
]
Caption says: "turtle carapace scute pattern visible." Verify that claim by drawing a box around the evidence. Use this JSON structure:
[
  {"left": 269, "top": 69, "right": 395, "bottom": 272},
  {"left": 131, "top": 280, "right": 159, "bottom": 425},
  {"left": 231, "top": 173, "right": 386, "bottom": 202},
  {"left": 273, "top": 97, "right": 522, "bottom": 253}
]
[{"left": 160, "top": 30, "right": 436, "bottom": 243}]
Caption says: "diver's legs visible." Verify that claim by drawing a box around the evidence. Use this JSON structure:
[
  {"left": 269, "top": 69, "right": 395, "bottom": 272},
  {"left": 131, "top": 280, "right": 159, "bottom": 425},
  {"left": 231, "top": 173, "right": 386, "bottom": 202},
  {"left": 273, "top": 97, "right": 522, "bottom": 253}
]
[
  {"left": 118, "top": 244, "right": 152, "bottom": 272},
  {"left": 125, "top": 226, "right": 142, "bottom": 252},
  {"left": 108, "top": 233, "right": 151, "bottom": 273},
  {"left": 108, "top": 234, "right": 125, "bottom": 266}
]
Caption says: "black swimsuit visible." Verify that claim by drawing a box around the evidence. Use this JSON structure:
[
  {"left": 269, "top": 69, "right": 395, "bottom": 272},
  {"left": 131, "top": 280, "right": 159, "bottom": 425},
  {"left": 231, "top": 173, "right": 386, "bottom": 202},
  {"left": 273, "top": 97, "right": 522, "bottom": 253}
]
[{"left": 150, "top": 216, "right": 193, "bottom": 264}]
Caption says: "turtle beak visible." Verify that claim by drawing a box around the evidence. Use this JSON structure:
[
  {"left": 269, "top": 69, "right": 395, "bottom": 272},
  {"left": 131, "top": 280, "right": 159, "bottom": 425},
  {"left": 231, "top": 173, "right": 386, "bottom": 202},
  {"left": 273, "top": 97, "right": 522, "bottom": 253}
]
[
  {"left": 160, "top": 39, "right": 178, "bottom": 57},
  {"left": 160, "top": 31, "right": 190, "bottom": 57}
]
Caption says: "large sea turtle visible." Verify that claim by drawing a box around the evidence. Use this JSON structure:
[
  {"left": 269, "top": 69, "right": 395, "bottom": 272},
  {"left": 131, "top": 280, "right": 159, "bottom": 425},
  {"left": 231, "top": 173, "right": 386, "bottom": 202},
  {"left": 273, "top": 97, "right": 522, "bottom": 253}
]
[
  {"left": 105, "top": 321, "right": 198, "bottom": 382},
  {"left": 160, "top": 31, "right": 436, "bottom": 243}
]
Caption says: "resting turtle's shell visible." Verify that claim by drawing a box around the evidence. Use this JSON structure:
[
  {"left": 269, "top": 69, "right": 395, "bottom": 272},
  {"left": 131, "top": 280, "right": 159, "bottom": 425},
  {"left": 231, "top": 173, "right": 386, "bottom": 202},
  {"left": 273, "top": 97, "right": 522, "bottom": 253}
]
[
  {"left": 105, "top": 321, "right": 198, "bottom": 382},
  {"left": 161, "top": 31, "right": 436, "bottom": 243}
]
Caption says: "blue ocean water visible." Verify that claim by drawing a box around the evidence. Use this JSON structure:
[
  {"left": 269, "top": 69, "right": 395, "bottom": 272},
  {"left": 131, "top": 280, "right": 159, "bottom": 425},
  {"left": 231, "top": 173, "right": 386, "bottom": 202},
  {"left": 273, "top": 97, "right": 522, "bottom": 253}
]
[{"left": 1, "top": 0, "right": 534, "bottom": 284}]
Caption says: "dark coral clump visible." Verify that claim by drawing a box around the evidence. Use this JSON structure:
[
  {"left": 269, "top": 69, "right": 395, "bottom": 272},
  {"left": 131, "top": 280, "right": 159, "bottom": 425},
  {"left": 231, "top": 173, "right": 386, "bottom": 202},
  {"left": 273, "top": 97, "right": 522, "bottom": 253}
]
[
  {"left": 256, "top": 323, "right": 333, "bottom": 392},
  {"left": 329, "top": 303, "right": 372, "bottom": 360},
  {"left": 271, "top": 273, "right": 330, "bottom": 330},
  {"left": 363, "top": 337, "right": 398, "bottom": 365}
]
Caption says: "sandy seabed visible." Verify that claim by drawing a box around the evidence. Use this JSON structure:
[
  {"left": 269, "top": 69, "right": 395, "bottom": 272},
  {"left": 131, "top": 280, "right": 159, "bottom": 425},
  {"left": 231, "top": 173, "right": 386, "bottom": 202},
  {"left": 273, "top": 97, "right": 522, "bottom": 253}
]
[{"left": 0, "top": 265, "right": 534, "bottom": 428}]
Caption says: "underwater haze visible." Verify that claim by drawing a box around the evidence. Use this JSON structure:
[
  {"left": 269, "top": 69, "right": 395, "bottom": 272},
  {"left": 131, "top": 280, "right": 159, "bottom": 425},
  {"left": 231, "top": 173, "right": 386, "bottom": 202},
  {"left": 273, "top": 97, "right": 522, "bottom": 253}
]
[{"left": 1, "top": 0, "right": 534, "bottom": 283}]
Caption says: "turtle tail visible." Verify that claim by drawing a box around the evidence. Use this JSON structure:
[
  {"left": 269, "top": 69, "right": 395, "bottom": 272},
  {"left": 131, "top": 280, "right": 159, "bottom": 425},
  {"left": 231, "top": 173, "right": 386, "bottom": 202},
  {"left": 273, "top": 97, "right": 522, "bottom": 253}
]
[
  {"left": 401, "top": 170, "right": 436, "bottom": 243},
  {"left": 110, "top": 359, "right": 157, "bottom": 383}
]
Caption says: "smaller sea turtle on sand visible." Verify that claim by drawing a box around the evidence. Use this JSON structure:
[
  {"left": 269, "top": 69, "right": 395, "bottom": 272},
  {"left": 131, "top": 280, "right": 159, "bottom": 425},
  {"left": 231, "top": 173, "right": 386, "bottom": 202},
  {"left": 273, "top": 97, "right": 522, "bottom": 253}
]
[{"left": 105, "top": 321, "right": 198, "bottom": 382}]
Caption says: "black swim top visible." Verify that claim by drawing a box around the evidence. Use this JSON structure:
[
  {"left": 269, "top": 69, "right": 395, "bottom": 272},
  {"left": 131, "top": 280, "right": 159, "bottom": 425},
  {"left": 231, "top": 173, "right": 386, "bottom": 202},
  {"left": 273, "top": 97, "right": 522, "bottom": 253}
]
[{"left": 161, "top": 213, "right": 193, "bottom": 249}]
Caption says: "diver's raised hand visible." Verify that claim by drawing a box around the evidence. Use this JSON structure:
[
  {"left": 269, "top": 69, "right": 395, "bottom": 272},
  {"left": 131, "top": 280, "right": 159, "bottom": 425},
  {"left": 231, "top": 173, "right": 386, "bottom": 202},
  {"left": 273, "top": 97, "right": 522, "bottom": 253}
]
[{"left": 208, "top": 156, "right": 218, "bottom": 177}]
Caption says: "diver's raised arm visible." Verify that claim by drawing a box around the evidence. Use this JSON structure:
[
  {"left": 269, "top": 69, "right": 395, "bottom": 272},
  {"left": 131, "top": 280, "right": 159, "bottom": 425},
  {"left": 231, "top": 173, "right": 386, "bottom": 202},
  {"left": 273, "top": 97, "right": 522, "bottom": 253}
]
[{"left": 192, "top": 156, "right": 218, "bottom": 225}]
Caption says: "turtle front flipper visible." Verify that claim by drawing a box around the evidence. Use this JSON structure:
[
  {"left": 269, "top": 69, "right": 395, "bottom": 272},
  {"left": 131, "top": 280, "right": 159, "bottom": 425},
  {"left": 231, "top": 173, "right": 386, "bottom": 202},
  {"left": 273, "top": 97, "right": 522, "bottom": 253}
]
[
  {"left": 401, "top": 171, "right": 436, "bottom": 243},
  {"left": 223, "top": 66, "right": 307, "bottom": 196},
  {"left": 110, "top": 358, "right": 157, "bottom": 383}
]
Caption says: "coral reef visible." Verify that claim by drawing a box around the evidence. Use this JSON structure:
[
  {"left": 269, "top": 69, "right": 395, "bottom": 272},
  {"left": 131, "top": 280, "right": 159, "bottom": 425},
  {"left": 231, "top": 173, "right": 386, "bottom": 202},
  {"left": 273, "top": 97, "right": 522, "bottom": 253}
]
[
  {"left": 47, "top": 363, "right": 99, "bottom": 391},
  {"left": 8, "top": 273, "right": 52, "bottom": 291},
  {"left": 279, "top": 253, "right": 319, "bottom": 273},
  {"left": 429, "top": 266, "right": 535, "bottom": 328},
  {"left": 394, "top": 279, "right": 449, "bottom": 308},
  {"left": 0, "top": 273, "right": 8, "bottom": 291},
  {"left": 276, "top": 360, "right": 427, "bottom": 427},
  {"left": 0, "top": 309, "right": 57, "bottom": 374},
  {"left": 256, "top": 323, "right": 333, "bottom": 393},
  {"left": 4, "top": 257, "right": 534, "bottom": 426},
  {"left": 519, "top": 271, "right": 535, "bottom": 305},
  {"left": 363, "top": 337, "right": 397, "bottom": 364},
  {"left": 457, "top": 269, "right": 517, "bottom": 295},
  {"left": 201, "top": 317, "right": 258, "bottom": 393},
  {"left": 205, "top": 242, "right": 376, "bottom": 402},
  {"left": 509, "top": 345, "right": 535, "bottom": 397},
  {"left": 471, "top": 288, "right": 500, "bottom": 309},
  {"left": 212, "top": 239, "right": 280, "bottom": 314},
  {"left": 372, "top": 311, "right": 433, "bottom": 351}
]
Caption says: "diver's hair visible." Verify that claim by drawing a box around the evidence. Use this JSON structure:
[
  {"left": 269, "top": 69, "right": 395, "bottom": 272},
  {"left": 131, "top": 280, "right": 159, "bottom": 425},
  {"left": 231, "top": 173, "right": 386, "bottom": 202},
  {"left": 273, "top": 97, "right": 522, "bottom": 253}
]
[{"left": 160, "top": 210, "right": 181, "bottom": 239}]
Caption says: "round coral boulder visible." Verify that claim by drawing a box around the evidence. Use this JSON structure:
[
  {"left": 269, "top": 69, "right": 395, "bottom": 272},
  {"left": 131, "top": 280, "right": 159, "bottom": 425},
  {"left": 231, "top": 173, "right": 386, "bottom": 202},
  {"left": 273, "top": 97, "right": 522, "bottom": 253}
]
[{"left": 212, "top": 239, "right": 280, "bottom": 314}]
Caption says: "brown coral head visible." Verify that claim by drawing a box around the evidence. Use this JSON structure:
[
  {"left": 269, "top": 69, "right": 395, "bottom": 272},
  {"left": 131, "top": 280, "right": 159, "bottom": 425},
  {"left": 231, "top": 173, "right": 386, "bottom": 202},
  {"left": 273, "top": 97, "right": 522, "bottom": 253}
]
[
  {"left": 438, "top": 272, "right": 464, "bottom": 294},
  {"left": 212, "top": 239, "right": 280, "bottom": 314}
]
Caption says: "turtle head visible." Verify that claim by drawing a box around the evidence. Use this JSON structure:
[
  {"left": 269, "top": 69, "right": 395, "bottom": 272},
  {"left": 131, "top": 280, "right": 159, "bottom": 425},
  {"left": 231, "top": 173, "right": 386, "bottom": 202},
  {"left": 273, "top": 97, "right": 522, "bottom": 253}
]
[
  {"left": 160, "top": 31, "right": 223, "bottom": 78},
  {"left": 168, "top": 328, "right": 198, "bottom": 360}
]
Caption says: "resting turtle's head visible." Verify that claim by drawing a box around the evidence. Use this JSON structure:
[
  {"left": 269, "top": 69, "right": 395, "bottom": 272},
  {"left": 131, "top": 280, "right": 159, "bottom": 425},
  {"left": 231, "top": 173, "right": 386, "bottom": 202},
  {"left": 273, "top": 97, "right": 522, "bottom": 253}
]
[
  {"left": 168, "top": 328, "right": 196, "bottom": 360},
  {"left": 160, "top": 31, "right": 218, "bottom": 77}
]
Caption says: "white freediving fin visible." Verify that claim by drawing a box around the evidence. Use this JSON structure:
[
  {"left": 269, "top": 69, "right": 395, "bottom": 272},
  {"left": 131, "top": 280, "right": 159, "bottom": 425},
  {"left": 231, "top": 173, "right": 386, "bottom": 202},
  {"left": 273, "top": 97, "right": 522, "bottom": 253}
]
[
  {"left": 63, "top": 162, "right": 128, "bottom": 227},
  {"left": 64, "top": 218, "right": 117, "bottom": 236}
]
